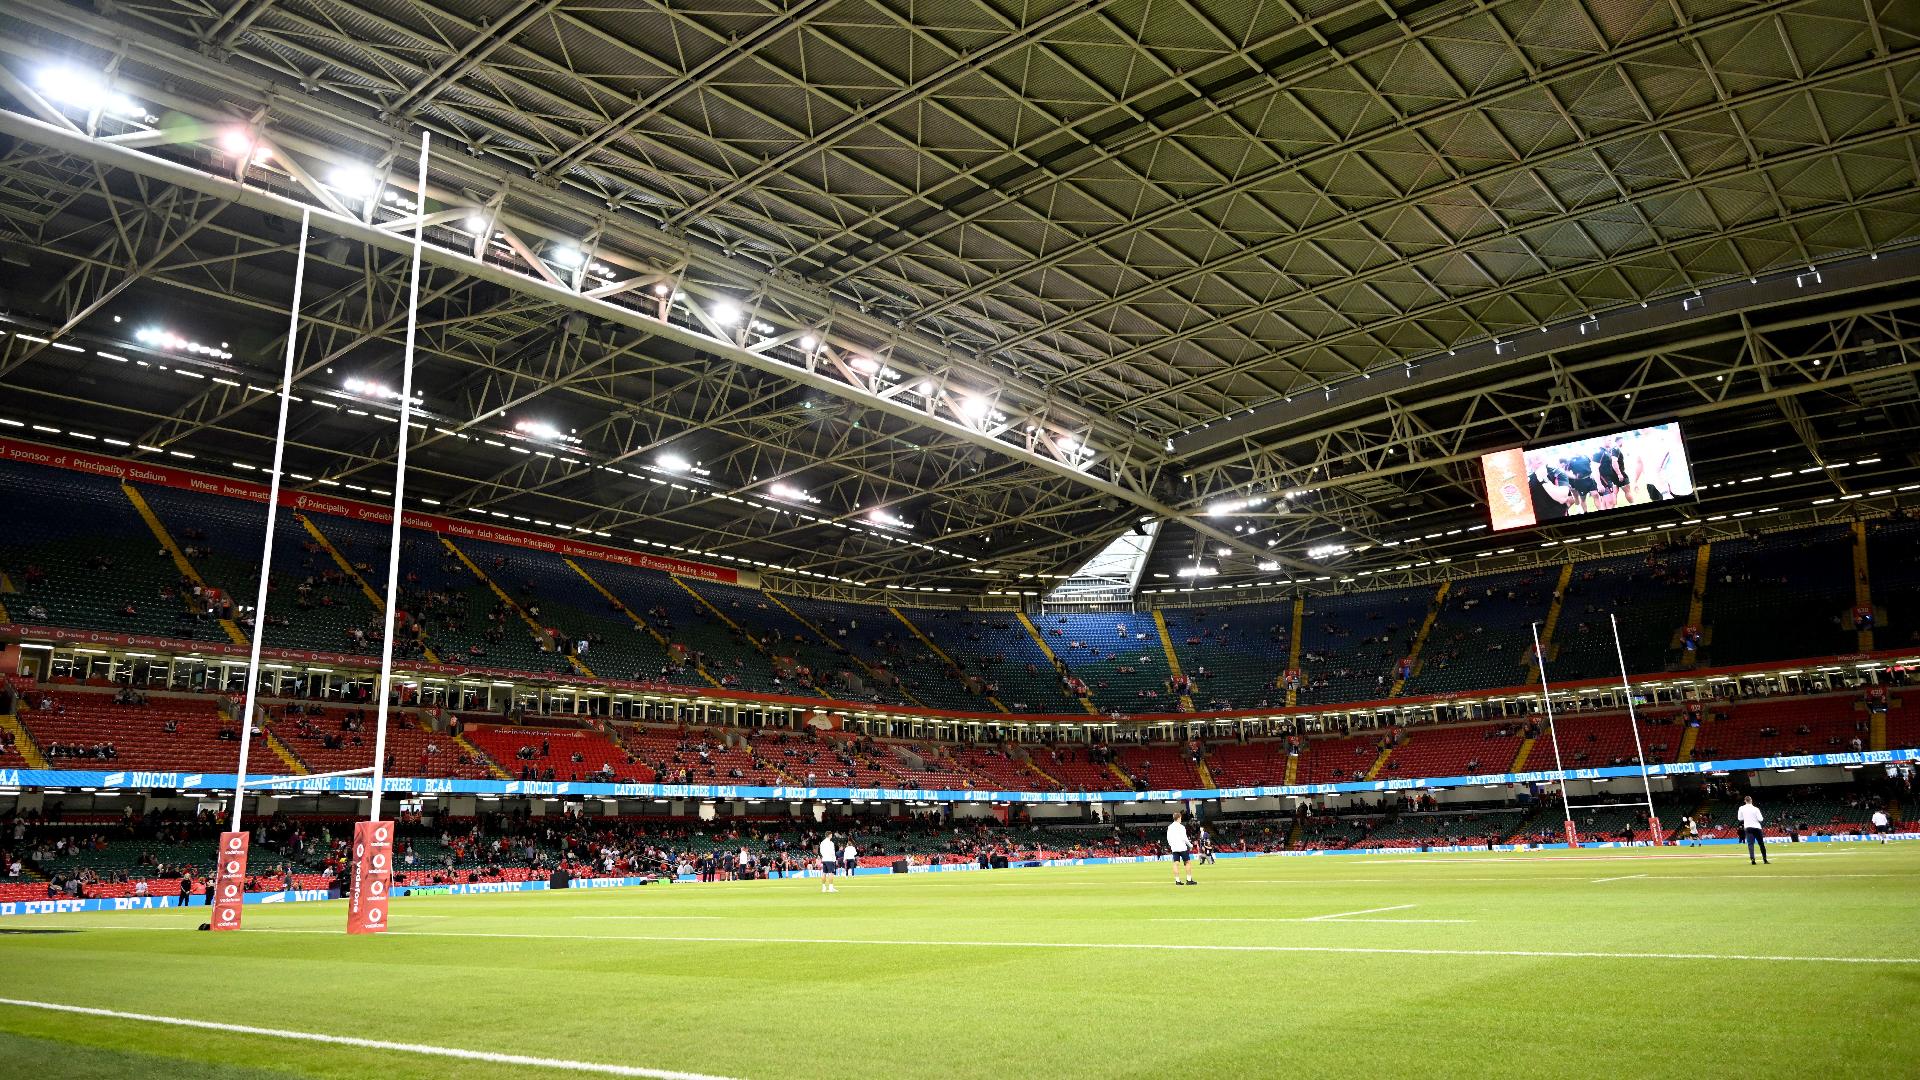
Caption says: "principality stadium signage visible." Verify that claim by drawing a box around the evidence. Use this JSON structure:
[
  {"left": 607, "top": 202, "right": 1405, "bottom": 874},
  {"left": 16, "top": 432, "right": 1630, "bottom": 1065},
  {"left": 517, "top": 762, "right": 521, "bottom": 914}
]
[
  {"left": 0, "top": 435, "right": 749, "bottom": 586},
  {"left": 3, "top": 748, "right": 1915, "bottom": 805}
]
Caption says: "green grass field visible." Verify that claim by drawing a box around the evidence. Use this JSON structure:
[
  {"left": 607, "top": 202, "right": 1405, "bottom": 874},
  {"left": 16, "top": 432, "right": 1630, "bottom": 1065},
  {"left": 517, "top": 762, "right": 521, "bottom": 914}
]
[{"left": 1, "top": 845, "right": 1915, "bottom": 1080}]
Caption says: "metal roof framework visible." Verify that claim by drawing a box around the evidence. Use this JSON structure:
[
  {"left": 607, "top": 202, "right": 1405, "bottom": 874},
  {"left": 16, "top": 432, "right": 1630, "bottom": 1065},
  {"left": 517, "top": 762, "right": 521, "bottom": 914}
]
[{"left": 0, "top": 0, "right": 1914, "bottom": 602}]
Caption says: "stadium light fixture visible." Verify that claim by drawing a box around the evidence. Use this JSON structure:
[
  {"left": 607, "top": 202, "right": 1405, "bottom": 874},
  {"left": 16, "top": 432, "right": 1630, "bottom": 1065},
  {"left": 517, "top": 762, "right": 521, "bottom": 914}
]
[
  {"left": 549, "top": 246, "right": 584, "bottom": 269},
  {"left": 326, "top": 164, "right": 377, "bottom": 198},
  {"left": 658, "top": 453, "right": 691, "bottom": 473},
  {"left": 462, "top": 213, "right": 489, "bottom": 235},
  {"left": 217, "top": 127, "right": 270, "bottom": 164},
  {"left": 37, "top": 66, "right": 144, "bottom": 117},
  {"left": 711, "top": 300, "right": 742, "bottom": 326},
  {"left": 799, "top": 334, "right": 819, "bottom": 352},
  {"left": 514, "top": 419, "right": 563, "bottom": 441}
]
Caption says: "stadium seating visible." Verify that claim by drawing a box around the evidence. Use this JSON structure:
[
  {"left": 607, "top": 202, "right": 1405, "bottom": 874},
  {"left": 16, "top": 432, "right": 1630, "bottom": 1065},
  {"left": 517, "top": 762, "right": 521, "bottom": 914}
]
[
  {"left": 4, "top": 453, "right": 1918, "bottom": 725},
  {"left": 679, "top": 579, "right": 866, "bottom": 698},
  {"left": 1113, "top": 743, "right": 1205, "bottom": 788},
  {"left": 767, "top": 594, "right": 949, "bottom": 707},
  {"left": 1203, "top": 739, "right": 1293, "bottom": 787},
  {"left": 464, "top": 723, "right": 651, "bottom": 782},
  {"left": 1550, "top": 546, "right": 1695, "bottom": 680},
  {"left": 1402, "top": 569, "right": 1557, "bottom": 696},
  {"left": 1684, "top": 696, "right": 1867, "bottom": 762},
  {"left": 0, "top": 461, "right": 221, "bottom": 641},
  {"left": 1297, "top": 585, "right": 1434, "bottom": 704},
  {"left": 1700, "top": 526, "right": 1855, "bottom": 665},
  {"left": 623, "top": 725, "right": 791, "bottom": 785},
  {"left": 592, "top": 562, "right": 825, "bottom": 697},
  {"left": 1867, "top": 515, "right": 1920, "bottom": 648},
  {"left": 1378, "top": 722, "right": 1524, "bottom": 779},
  {"left": 1026, "top": 744, "right": 1131, "bottom": 791},
  {"left": 901, "top": 607, "right": 1082, "bottom": 712},
  {"left": 1294, "top": 732, "right": 1387, "bottom": 784},
  {"left": 16, "top": 687, "right": 245, "bottom": 772},
  {"left": 446, "top": 537, "right": 670, "bottom": 683},
  {"left": 134, "top": 485, "right": 390, "bottom": 657},
  {"left": 1543, "top": 708, "right": 1679, "bottom": 768},
  {"left": 1037, "top": 613, "right": 1173, "bottom": 713},
  {"left": 950, "top": 744, "right": 1057, "bottom": 790},
  {"left": 1161, "top": 601, "right": 1293, "bottom": 711},
  {"left": 263, "top": 704, "right": 495, "bottom": 779},
  {"left": 309, "top": 516, "right": 572, "bottom": 674}
]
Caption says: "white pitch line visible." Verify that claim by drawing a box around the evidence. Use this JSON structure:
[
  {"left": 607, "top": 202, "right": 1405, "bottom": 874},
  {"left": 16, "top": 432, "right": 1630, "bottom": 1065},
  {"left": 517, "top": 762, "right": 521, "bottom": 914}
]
[
  {"left": 0, "top": 997, "right": 742, "bottom": 1079},
  {"left": 1153, "top": 917, "right": 1474, "bottom": 924},
  {"left": 1591, "top": 874, "right": 1649, "bottom": 884},
  {"left": 1302, "top": 904, "right": 1418, "bottom": 921},
  {"left": 573, "top": 916, "right": 730, "bottom": 921},
  {"left": 164, "top": 927, "right": 1919, "bottom": 965}
]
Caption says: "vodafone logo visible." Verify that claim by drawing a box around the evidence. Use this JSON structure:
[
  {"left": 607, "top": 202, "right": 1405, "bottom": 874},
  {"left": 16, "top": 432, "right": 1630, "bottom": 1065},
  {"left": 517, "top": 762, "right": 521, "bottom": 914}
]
[
  {"left": 226, "top": 837, "right": 244, "bottom": 852},
  {"left": 374, "top": 826, "right": 390, "bottom": 843},
  {"left": 221, "top": 882, "right": 240, "bottom": 899},
  {"left": 372, "top": 854, "right": 388, "bottom": 871},
  {"left": 369, "top": 879, "right": 387, "bottom": 898},
  {"left": 366, "top": 907, "right": 385, "bottom": 926},
  {"left": 225, "top": 859, "right": 242, "bottom": 875},
  {"left": 218, "top": 907, "right": 238, "bottom": 924}
]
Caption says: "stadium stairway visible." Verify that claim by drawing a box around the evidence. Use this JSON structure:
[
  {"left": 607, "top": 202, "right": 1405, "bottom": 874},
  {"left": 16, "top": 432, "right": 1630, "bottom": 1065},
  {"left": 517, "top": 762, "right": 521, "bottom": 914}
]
[
  {"left": 1508, "top": 732, "right": 1536, "bottom": 772},
  {"left": 0, "top": 573, "right": 11, "bottom": 622},
  {"left": 1680, "top": 542, "right": 1712, "bottom": 664},
  {"left": 121, "top": 482, "right": 249, "bottom": 647},
  {"left": 1851, "top": 521, "right": 1873, "bottom": 652},
  {"left": 1106, "top": 761, "right": 1134, "bottom": 789},
  {"left": 1284, "top": 595, "right": 1305, "bottom": 706},
  {"left": 1677, "top": 720, "right": 1701, "bottom": 762},
  {"left": 0, "top": 712, "right": 48, "bottom": 769},
  {"left": 1022, "top": 756, "right": 1063, "bottom": 789},
  {"left": 1391, "top": 581, "right": 1451, "bottom": 696},
  {"left": 763, "top": 593, "right": 923, "bottom": 707},
  {"left": 1014, "top": 611, "right": 1096, "bottom": 714},
  {"left": 893, "top": 607, "right": 1011, "bottom": 712},
  {"left": 434, "top": 715, "right": 509, "bottom": 779},
  {"left": 261, "top": 727, "right": 308, "bottom": 774},
  {"left": 561, "top": 558, "right": 721, "bottom": 689},
  {"left": 300, "top": 515, "right": 443, "bottom": 664},
  {"left": 1533, "top": 563, "right": 1577, "bottom": 666},
  {"left": 1151, "top": 610, "right": 1195, "bottom": 711},
  {"left": 1363, "top": 740, "right": 1394, "bottom": 781},
  {"left": 1193, "top": 755, "right": 1215, "bottom": 789},
  {"left": 1284, "top": 753, "right": 1298, "bottom": 785},
  {"left": 443, "top": 538, "right": 596, "bottom": 678},
  {"left": 675, "top": 578, "right": 832, "bottom": 699}
]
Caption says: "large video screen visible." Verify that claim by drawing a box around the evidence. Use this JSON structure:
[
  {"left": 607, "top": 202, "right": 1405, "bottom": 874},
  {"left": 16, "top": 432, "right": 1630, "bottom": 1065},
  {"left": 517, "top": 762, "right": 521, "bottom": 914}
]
[{"left": 1481, "top": 421, "right": 1695, "bottom": 532}]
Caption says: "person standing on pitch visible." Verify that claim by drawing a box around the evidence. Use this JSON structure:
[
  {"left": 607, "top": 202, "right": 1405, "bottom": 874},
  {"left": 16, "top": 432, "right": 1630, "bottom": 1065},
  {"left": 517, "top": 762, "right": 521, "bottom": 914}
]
[
  {"left": 839, "top": 837, "right": 857, "bottom": 878},
  {"left": 818, "top": 831, "right": 839, "bottom": 893},
  {"left": 1870, "top": 807, "right": 1890, "bottom": 842},
  {"left": 1167, "top": 812, "right": 1196, "bottom": 886},
  {"left": 1737, "top": 796, "right": 1769, "bottom": 865}
]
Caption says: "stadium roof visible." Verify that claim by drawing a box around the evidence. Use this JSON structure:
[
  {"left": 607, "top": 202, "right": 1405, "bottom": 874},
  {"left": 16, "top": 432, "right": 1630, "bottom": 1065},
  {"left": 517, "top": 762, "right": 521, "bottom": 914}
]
[{"left": 0, "top": 0, "right": 1916, "bottom": 600}]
